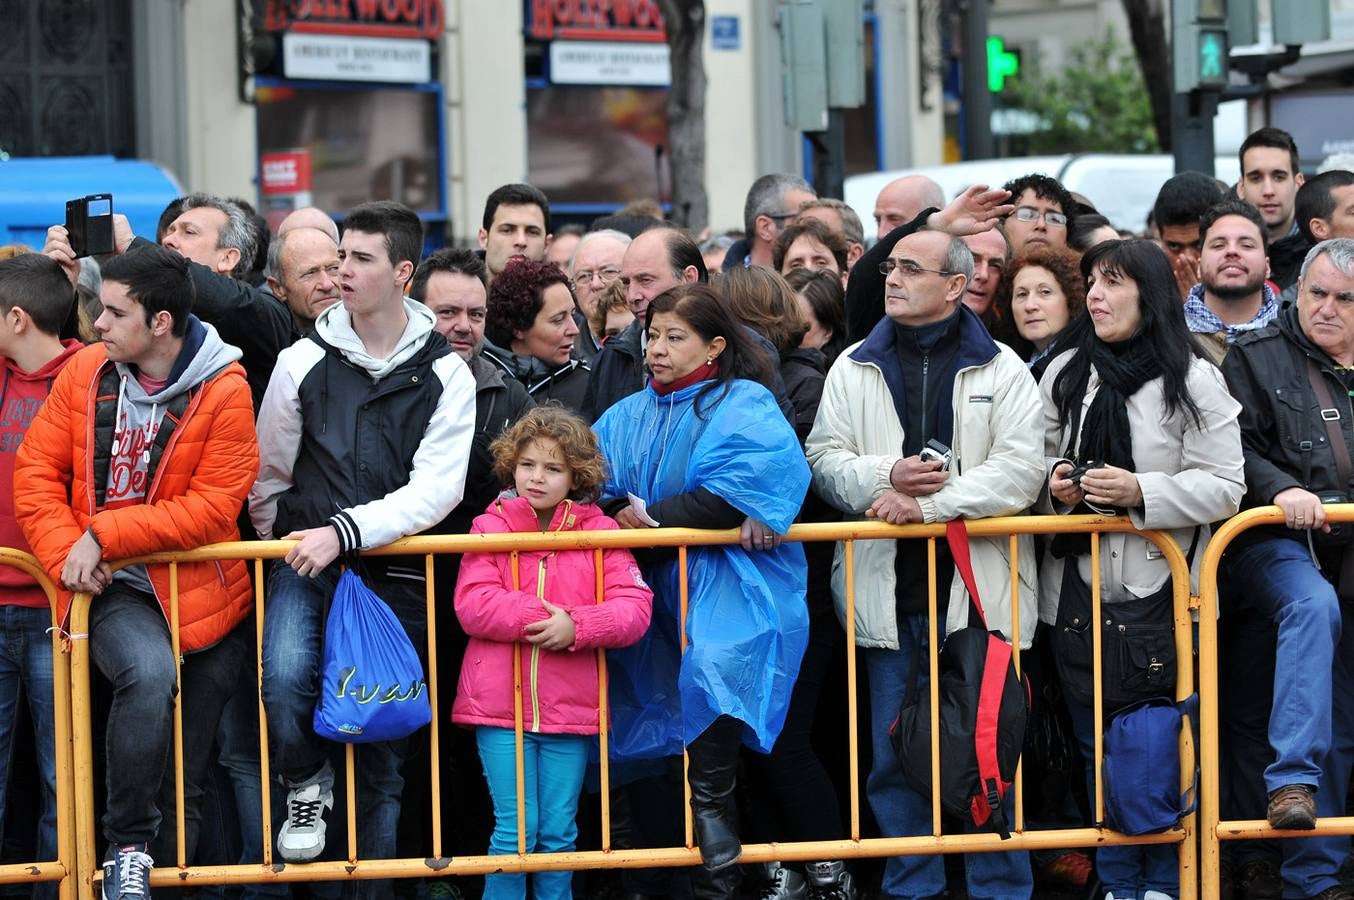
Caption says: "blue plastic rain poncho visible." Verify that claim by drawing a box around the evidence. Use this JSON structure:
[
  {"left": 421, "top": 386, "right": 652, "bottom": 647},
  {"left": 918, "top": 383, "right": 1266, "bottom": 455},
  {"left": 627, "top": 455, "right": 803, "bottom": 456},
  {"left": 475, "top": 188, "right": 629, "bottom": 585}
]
[{"left": 593, "top": 377, "right": 811, "bottom": 757}]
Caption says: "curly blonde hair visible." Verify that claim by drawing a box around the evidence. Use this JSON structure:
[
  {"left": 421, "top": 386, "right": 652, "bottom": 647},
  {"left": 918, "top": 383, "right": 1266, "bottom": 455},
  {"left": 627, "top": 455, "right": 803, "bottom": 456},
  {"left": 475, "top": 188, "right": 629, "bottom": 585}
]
[{"left": 489, "top": 404, "right": 608, "bottom": 503}]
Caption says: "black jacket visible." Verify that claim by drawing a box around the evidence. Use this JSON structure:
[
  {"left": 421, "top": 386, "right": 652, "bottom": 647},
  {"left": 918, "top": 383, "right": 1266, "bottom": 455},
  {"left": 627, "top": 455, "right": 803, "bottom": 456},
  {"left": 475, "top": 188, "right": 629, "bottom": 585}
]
[
  {"left": 131, "top": 236, "right": 295, "bottom": 409},
  {"left": 844, "top": 208, "right": 939, "bottom": 345},
  {"left": 1222, "top": 305, "right": 1354, "bottom": 545},
  {"left": 582, "top": 317, "right": 798, "bottom": 424},
  {"left": 780, "top": 346, "right": 827, "bottom": 445},
  {"left": 480, "top": 341, "right": 591, "bottom": 415},
  {"left": 1269, "top": 229, "right": 1312, "bottom": 293}
]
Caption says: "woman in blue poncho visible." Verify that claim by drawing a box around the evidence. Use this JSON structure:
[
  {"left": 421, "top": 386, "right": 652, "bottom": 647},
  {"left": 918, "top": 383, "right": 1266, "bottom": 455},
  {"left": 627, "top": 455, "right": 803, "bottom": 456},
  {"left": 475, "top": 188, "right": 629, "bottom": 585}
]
[{"left": 593, "top": 284, "right": 811, "bottom": 889}]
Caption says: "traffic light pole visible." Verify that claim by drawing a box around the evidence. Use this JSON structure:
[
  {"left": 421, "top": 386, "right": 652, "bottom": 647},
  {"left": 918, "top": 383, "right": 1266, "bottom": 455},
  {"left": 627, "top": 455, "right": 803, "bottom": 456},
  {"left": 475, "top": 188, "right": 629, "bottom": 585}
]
[
  {"left": 960, "top": 0, "right": 994, "bottom": 159},
  {"left": 1171, "top": 90, "right": 1219, "bottom": 177}
]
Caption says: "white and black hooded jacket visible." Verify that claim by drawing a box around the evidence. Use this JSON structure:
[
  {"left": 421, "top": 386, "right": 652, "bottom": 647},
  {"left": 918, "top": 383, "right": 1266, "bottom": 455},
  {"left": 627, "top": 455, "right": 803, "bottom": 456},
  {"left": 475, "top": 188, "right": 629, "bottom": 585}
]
[{"left": 249, "top": 299, "right": 476, "bottom": 553}]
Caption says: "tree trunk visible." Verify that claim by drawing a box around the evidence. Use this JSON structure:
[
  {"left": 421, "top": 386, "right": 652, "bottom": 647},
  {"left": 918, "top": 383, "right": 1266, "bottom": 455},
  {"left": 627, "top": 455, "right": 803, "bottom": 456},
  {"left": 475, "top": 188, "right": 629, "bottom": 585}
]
[
  {"left": 658, "top": 0, "right": 708, "bottom": 232},
  {"left": 1120, "top": 0, "right": 1174, "bottom": 151}
]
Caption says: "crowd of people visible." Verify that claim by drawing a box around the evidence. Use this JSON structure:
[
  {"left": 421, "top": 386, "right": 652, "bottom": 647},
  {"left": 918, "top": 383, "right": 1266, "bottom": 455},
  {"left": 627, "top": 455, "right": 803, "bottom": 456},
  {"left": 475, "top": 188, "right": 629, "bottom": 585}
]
[{"left": 0, "top": 124, "right": 1352, "bottom": 900}]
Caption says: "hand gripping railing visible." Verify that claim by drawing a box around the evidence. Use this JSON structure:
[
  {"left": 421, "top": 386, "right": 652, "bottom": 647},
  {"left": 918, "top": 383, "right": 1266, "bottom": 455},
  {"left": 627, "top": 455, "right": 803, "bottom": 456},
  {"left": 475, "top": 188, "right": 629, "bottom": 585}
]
[{"left": 64, "top": 514, "right": 1197, "bottom": 897}]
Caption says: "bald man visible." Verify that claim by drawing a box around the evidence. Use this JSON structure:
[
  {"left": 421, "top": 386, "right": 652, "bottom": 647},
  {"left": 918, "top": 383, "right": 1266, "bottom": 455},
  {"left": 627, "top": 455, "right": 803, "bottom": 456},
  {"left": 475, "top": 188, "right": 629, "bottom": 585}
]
[
  {"left": 277, "top": 206, "right": 340, "bottom": 244},
  {"left": 873, "top": 175, "right": 946, "bottom": 241}
]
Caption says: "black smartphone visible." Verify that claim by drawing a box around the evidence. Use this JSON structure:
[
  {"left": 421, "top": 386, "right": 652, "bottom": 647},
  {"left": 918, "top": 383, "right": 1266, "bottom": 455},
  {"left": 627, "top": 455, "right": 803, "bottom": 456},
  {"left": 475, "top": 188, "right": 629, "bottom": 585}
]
[{"left": 65, "top": 194, "right": 114, "bottom": 258}]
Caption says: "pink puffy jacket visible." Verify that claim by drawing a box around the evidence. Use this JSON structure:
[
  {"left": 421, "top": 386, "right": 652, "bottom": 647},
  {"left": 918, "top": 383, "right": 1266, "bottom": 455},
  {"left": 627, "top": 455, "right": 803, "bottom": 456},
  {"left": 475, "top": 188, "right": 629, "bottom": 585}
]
[{"left": 452, "top": 495, "right": 654, "bottom": 735}]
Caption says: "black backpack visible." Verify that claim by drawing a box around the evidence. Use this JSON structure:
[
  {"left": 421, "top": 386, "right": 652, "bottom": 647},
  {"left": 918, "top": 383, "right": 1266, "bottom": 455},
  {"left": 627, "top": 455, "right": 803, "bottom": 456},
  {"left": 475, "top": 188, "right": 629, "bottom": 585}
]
[{"left": 889, "top": 520, "right": 1031, "bottom": 838}]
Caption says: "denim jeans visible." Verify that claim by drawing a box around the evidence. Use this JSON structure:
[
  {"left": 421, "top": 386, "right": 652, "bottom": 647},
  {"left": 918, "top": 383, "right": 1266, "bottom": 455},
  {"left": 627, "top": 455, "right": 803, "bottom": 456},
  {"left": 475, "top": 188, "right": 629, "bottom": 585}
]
[
  {"left": 260, "top": 563, "right": 426, "bottom": 898},
  {"left": 863, "top": 614, "right": 1032, "bottom": 900},
  {"left": 1223, "top": 537, "right": 1342, "bottom": 793},
  {"left": 1065, "top": 698, "right": 1178, "bottom": 898},
  {"left": 0, "top": 604, "right": 58, "bottom": 884},
  {"left": 476, "top": 726, "right": 589, "bottom": 900},
  {"left": 89, "top": 585, "right": 250, "bottom": 854}
]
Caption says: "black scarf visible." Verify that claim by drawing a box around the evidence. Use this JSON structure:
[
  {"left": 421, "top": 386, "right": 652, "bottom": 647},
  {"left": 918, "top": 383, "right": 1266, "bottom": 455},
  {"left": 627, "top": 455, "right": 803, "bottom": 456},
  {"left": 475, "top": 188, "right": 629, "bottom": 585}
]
[
  {"left": 1051, "top": 333, "right": 1161, "bottom": 557},
  {"left": 1066, "top": 333, "right": 1162, "bottom": 472}
]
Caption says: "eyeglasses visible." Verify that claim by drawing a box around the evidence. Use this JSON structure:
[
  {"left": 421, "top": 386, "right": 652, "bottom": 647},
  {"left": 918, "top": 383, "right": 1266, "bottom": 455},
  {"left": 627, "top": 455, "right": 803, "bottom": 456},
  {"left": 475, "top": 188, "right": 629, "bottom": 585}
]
[
  {"left": 879, "top": 259, "right": 954, "bottom": 278},
  {"left": 1013, "top": 206, "right": 1068, "bottom": 227},
  {"left": 572, "top": 266, "right": 622, "bottom": 289}
]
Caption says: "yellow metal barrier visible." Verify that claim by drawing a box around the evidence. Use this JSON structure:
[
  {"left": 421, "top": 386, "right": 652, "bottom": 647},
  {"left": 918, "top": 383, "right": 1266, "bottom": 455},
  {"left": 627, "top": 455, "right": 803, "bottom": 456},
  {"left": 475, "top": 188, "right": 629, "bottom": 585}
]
[
  {"left": 1197, "top": 503, "right": 1354, "bottom": 898},
  {"left": 64, "top": 515, "right": 1197, "bottom": 897},
  {"left": 0, "top": 548, "right": 76, "bottom": 900}
]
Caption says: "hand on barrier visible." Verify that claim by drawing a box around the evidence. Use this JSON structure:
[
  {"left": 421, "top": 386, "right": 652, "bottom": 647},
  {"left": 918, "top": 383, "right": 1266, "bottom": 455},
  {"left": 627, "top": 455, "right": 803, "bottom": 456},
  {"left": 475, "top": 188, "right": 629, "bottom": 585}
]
[
  {"left": 927, "top": 184, "right": 1015, "bottom": 236},
  {"left": 1079, "top": 464, "right": 1143, "bottom": 510},
  {"left": 523, "top": 599, "right": 576, "bottom": 651},
  {"left": 1274, "top": 486, "right": 1331, "bottom": 532},
  {"left": 284, "top": 526, "right": 342, "bottom": 577},
  {"left": 61, "top": 530, "right": 111, "bottom": 593},
  {"left": 613, "top": 507, "right": 651, "bottom": 530},
  {"left": 740, "top": 516, "right": 783, "bottom": 551},
  {"left": 1049, "top": 462, "right": 1086, "bottom": 507},
  {"left": 890, "top": 455, "right": 949, "bottom": 496},
  {"left": 865, "top": 491, "right": 923, "bottom": 525}
]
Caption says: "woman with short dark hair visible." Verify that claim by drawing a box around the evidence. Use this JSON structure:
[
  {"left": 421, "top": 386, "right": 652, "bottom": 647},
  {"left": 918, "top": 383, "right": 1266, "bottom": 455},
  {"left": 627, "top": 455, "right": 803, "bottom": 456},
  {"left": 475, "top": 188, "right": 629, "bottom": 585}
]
[{"left": 483, "top": 258, "right": 590, "bottom": 412}]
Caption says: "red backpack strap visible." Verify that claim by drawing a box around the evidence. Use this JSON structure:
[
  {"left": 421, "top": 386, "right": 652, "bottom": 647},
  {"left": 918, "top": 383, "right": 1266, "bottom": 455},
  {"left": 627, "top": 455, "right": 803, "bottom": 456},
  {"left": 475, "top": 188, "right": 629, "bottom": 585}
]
[
  {"left": 945, "top": 519, "right": 988, "bottom": 630},
  {"left": 970, "top": 633, "right": 1013, "bottom": 838}
]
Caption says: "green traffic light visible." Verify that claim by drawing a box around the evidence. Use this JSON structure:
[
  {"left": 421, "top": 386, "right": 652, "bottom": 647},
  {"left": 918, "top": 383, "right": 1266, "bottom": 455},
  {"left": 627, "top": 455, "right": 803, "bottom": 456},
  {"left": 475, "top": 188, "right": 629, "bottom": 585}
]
[
  {"left": 987, "top": 35, "right": 1019, "bottom": 92},
  {"left": 1199, "top": 31, "right": 1226, "bottom": 81}
]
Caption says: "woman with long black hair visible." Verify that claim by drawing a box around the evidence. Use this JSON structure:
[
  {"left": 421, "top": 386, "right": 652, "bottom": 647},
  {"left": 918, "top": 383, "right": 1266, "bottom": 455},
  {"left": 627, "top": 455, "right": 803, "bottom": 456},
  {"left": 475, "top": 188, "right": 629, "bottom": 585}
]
[{"left": 1040, "top": 239, "right": 1244, "bottom": 900}]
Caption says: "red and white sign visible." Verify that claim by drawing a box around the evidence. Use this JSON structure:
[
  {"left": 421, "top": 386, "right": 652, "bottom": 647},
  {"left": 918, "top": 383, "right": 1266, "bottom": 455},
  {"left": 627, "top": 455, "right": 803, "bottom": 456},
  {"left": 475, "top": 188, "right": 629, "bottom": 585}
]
[
  {"left": 261, "top": 151, "right": 313, "bottom": 196},
  {"left": 528, "top": 0, "right": 667, "bottom": 43}
]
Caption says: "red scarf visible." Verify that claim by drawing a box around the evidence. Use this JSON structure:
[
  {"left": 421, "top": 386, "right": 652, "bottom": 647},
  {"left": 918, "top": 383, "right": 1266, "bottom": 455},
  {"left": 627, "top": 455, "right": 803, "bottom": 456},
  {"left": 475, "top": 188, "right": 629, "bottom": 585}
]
[{"left": 651, "top": 359, "right": 719, "bottom": 396}]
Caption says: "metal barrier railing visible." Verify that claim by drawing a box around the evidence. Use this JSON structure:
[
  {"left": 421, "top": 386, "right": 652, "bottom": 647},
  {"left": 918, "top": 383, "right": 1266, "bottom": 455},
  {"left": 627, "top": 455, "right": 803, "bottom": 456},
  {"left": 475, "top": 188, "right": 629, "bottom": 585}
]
[
  {"left": 63, "top": 514, "right": 1197, "bottom": 898},
  {"left": 0, "top": 549, "right": 76, "bottom": 900},
  {"left": 1197, "top": 504, "right": 1354, "bottom": 898}
]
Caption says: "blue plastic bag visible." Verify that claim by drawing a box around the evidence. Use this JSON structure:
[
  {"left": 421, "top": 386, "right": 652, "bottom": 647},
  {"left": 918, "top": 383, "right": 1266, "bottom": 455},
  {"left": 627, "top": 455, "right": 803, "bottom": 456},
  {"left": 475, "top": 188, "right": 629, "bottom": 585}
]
[{"left": 313, "top": 569, "right": 431, "bottom": 743}]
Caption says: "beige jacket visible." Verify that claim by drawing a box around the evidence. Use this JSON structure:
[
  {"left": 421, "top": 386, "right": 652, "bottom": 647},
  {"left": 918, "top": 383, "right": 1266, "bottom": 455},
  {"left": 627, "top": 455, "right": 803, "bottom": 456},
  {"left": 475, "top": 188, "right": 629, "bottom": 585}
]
[
  {"left": 806, "top": 335, "right": 1044, "bottom": 650},
  {"left": 1037, "top": 350, "right": 1245, "bottom": 622}
]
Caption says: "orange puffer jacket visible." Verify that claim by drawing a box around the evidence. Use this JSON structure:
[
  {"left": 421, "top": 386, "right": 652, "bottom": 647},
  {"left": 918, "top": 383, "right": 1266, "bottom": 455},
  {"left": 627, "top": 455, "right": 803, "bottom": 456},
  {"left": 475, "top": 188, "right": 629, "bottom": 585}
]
[{"left": 14, "top": 343, "right": 258, "bottom": 651}]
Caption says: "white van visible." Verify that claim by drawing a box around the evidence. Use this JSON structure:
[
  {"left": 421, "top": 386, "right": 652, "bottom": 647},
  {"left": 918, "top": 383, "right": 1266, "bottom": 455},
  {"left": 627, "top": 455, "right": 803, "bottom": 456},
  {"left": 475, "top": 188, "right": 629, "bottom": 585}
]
[{"left": 844, "top": 154, "right": 1242, "bottom": 238}]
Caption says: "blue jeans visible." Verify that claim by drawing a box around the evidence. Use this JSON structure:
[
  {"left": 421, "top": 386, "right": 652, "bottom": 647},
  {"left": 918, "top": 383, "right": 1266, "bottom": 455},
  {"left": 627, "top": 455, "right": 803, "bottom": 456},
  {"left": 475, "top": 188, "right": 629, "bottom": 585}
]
[
  {"left": 1221, "top": 537, "right": 1354, "bottom": 897},
  {"left": 863, "top": 615, "right": 1032, "bottom": 900},
  {"left": 0, "top": 604, "right": 58, "bottom": 884},
  {"left": 476, "top": 727, "right": 588, "bottom": 900},
  {"left": 260, "top": 563, "right": 425, "bottom": 897},
  {"left": 1224, "top": 537, "right": 1342, "bottom": 793},
  {"left": 1066, "top": 699, "right": 1178, "bottom": 898}
]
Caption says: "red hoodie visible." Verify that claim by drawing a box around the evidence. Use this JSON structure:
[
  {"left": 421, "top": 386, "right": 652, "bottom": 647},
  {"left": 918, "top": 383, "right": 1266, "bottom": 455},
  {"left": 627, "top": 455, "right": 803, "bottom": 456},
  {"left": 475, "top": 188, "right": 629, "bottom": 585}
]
[{"left": 0, "top": 340, "right": 83, "bottom": 608}]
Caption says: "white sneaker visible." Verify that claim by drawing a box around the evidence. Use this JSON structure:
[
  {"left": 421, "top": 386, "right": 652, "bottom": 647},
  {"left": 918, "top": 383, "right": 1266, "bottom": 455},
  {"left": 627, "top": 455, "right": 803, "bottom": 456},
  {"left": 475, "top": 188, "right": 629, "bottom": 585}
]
[
  {"left": 1142, "top": 892, "right": 1175, "bottom": 900},
  {"left": 277, "top": 777, "right": 333, "bottom": 862}
]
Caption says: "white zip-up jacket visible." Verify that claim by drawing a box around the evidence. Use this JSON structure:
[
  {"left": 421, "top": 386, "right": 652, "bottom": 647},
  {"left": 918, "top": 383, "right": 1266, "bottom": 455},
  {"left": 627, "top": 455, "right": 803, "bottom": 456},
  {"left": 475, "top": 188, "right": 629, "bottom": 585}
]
[{"left": 806, "top": 309, "right": 1044, "bottom": 649}]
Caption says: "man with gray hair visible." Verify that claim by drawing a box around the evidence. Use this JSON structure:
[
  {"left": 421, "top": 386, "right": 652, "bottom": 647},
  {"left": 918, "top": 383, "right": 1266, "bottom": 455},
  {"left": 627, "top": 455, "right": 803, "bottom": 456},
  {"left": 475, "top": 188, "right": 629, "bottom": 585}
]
[
  {"left": 807, "top": 223, "right": 1042, "bottom": 900},
  {"left": 796, "top": 197, "right": 866, "bottom": 271},
  {"left": 44, "top": 194, "right": 294, "bottom": 408},
  {"left": 722, "top": 173, "right": 817, "bottom": 270},
  {"left": 265, "top": 226, "right": 341, "bottom": 335},
  {"left": 568, "top": 228, "right": 630, "bottom": 362},
  {"left": 1219, "top": 238, "right": 1354, "bottom": 898}
]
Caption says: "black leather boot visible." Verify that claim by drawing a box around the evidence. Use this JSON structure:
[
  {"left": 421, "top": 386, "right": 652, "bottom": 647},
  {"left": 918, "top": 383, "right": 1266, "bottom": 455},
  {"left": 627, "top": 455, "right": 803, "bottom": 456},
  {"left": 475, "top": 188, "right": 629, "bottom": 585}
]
[{"left": 686, "top": 715, "right": 743, "bottom": 871}]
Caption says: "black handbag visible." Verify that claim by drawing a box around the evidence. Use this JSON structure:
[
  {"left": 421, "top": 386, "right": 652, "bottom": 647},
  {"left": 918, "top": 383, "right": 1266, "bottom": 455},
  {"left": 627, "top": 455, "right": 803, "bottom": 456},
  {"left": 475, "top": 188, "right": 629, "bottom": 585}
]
[{"left": 1052, "top": 527, "right": 1197, "bottom": 716}]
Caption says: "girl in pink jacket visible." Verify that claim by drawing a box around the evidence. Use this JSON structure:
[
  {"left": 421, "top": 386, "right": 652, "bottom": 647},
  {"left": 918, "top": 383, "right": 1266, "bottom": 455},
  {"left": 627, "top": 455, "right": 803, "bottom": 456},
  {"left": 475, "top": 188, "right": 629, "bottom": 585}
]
[{"left": 452, "top": 405, "right": 653, "bottom": 900}]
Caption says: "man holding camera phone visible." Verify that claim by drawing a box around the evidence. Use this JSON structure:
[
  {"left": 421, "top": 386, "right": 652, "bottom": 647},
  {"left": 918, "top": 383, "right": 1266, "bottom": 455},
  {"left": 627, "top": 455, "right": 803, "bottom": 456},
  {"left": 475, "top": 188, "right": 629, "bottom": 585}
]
[
  {"left": 1219, "top": 239, "right": 1354, "bottom": 899},
  {"left": 44, "top": 194, "right": 293, "bottom": 411}
]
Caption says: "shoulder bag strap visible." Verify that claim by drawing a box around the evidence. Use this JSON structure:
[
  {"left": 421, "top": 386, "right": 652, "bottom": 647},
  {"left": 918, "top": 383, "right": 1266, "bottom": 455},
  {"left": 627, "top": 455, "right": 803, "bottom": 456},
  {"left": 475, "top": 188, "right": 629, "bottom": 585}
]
[
  {"left": 1306, "top": 356, "right": 1352, "bottom": 493},
  {"left": 945, "top": 519, "right": 989, "bottom": 630}
]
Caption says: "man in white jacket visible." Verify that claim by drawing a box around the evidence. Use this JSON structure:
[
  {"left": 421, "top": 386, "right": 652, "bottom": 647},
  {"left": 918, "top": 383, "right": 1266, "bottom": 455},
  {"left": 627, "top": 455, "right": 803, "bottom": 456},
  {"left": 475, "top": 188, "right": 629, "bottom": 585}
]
[{"left": 806, "top": 226, "right": 1044, "bottom": 900}]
